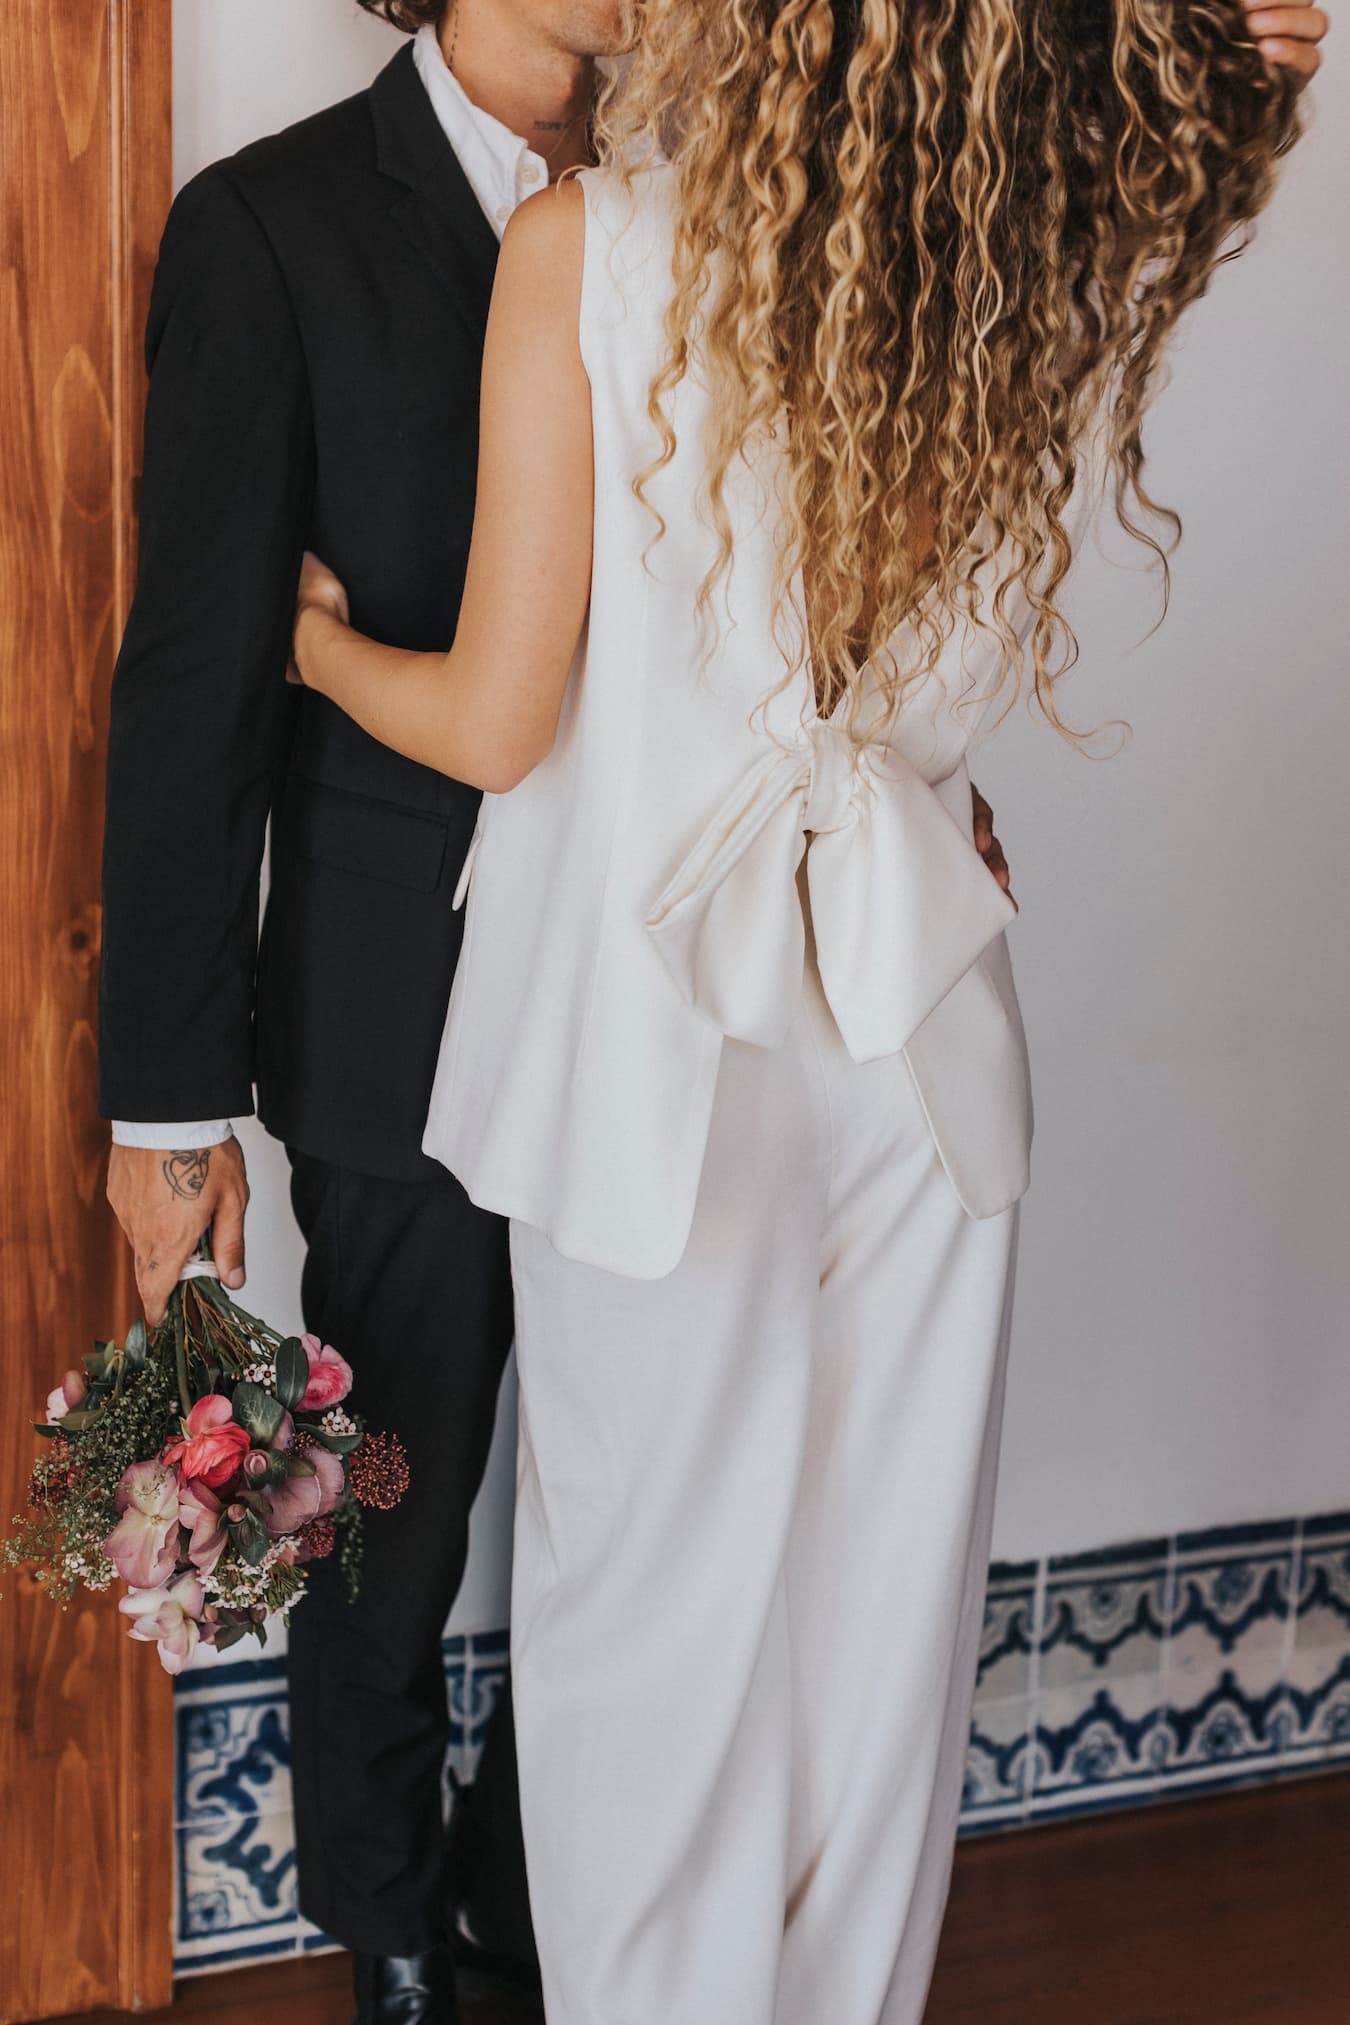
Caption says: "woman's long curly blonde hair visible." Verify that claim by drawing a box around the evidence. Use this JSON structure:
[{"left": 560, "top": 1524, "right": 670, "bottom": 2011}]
[{"left": 593, "top": 0, "right": 1300, "bottom": 736}]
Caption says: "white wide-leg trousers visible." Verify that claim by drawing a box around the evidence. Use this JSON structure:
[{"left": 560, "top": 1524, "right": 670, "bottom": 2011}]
[{"left": 508, "top": 947, "right": 1020, "bottom": 2025}]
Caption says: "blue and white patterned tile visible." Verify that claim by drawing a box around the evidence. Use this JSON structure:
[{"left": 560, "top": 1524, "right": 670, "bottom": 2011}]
[
  {"left": 976, "top": 1560, "right": 1038, "bottom": 1705},
  {"left": 1276, "top": 1649, "right": 1350, "bottom": 1762},
  {"left": 1292, "top": 1520, "right": 1350, "bottom": 1648},
  {"left": 1165, "top": 1522, "right": 1296, "bottom": 1686},
  {"left": 1281, "top": 1519, "right": 1350, "bottom": 1760},
  {"left": 1151, "top": 1673, "right": 1289, "bottom": 1784},
  {"left": 300, "top": 1917, "right": 342, "bottom": 1955},
  {"left": 175, "top": 1807, "right": 301, "bottom": 1971},
  {"left": 1155, "top": 1521, "right": 1298, "bottom": 1785},
  {"left": 1029, "top": 1672, "right": 1169, "bottom": 1812},
  {"left": 176, "top": 1681, "right": 291, "bottom": 1827},
  {"left": 1037, "top": 1541, "right": 1169, "bottom": 1692},
  {"left": 448, "top": 1628, "right": 510, "bottom": 1785},
  {"left": 961, "top": 1695, "right": 1033, "bottom": 1828}
]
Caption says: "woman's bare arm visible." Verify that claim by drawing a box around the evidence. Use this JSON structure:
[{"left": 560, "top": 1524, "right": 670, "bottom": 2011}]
[{"left": 291, "top": 179, "right": 592, "bottom": 794}]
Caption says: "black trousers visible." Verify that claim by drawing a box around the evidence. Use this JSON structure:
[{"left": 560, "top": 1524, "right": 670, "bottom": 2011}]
[{"left": 285, "top": 1146, "right": 522, "bottom": 1958}]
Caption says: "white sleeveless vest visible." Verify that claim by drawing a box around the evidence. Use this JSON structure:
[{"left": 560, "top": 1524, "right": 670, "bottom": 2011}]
[{"left": 422, "top": 162, "right": 1047, "bottom": 1279}]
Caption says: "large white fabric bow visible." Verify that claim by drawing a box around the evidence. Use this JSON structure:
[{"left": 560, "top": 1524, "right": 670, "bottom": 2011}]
[{"left": 644, "top": 720, "right": 1016, "bottom": 1062}]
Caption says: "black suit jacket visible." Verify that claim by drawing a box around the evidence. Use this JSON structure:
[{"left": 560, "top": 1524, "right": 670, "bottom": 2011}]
[{"left": 98, "top": 45, "right": 499, "bottom": 1179}]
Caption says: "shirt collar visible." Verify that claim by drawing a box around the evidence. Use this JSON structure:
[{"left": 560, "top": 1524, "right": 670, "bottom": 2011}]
[{"left": 411, "top": 23, "right": 549, "bottom": 240}]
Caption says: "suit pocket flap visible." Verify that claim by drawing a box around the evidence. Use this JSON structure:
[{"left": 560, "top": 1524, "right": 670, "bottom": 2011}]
[{"left": 279, "top": 775, "right": 451, "bottom": 894}]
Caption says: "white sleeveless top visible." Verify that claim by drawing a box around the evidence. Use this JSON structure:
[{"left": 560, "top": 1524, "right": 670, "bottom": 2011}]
[{"left": 422, "top": 162, "right": 1048, "bottom": 1279}]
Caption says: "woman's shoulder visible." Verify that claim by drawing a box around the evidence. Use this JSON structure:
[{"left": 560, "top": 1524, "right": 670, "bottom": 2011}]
[
  {"left": 577, "top": 151, "right": 675, "bottom": 234},
  {"left": 498, "top": 151, "right": 673, "bottom": 273}
]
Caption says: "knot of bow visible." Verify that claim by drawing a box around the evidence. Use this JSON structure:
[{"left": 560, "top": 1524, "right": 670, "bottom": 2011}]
[{"left": 644, "top": 719, "right": 1015, "bottom": 1062}]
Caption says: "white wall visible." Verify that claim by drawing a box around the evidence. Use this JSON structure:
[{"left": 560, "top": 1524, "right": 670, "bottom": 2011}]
[{"left": 172, "top": 0, "right": 1350, "bottom": 1588}]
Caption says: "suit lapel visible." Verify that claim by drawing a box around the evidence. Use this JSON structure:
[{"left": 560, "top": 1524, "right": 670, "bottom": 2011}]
[{"left": 369, "top": 44, "right": 499, "bottom": 350}]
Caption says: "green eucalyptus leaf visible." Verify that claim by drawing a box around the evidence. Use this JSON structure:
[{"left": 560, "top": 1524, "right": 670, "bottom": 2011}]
[
  {"left": 231, "top": 1383, "right": 285, "bottom": 1445},
  {"left": 309, "top": 1426, "right": 362, "bottom": 1457},
  {"left": 124, "top": 1319, "right": 148, "bottom": 1370},
  {"left": 82, "top": 1350, "right": 111, "bottom": 1380},
  {"left": 228, "top": 1508, "right": 270, "bottom": 1568},
  {"left": 274, "top": 1336, "right": 308, "bottom": 1413},
  {"left": 57, "top": 1408, "right": 95, "bottom": 1434},
  {"left": 211, "top": 1622, "right": 248, "bottom": 1653}
]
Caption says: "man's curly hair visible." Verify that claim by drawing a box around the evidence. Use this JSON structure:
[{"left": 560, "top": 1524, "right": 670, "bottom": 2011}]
[{"left": 355, "top": 0, "right": 446, "bottom": 32}]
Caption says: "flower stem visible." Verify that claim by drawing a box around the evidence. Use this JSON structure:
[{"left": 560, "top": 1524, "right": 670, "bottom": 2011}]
[{"left": 172, "top": 1293, "right": 192, "bottom": 1419}]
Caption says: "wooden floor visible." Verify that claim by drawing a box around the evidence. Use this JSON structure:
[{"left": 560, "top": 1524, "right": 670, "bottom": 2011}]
[{"left": 56, "top": 1771, "right": 1350, "bottom": 2025}]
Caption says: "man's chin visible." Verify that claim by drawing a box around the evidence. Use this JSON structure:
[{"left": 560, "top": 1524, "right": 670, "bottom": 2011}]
[{"left": 560, "top": 1, "right": 627, "bottom": 60}]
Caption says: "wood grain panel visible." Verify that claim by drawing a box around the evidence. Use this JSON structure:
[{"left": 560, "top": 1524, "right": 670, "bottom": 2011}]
[{"left": 0, "top": 3, "right": 174, "bottom": 2017}]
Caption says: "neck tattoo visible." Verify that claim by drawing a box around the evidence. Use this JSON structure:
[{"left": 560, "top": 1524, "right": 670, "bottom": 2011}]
[{"left": 444, "top": 1, "right": 592, "bottom": 166}]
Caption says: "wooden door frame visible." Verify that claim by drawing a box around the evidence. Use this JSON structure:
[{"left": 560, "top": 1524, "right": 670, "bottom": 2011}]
[
  {"left": 0, "top": 3, "right": 175, "bottom": 2016},
  {"left": 114, "top": 0, "right": 179, "bottom": 1998}
]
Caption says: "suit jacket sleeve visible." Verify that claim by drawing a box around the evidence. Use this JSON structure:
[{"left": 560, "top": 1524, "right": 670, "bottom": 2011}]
[{"left": 98, "top": 167, "right": 315, "bottom": 1122}]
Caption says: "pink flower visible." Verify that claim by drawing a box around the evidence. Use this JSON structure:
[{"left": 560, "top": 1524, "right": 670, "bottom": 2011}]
[
  {"left": 163, "top": 1394, "right": 252, "bottom": 1491},
  {"left": 104, "top": 1461, "right": 182, "bottom": 1589},
  {"left": 260, "top": 1442, "right": 344, "bottom": 1537},
  {"left": 118, "top": 1572, "right": 204, "bottom": 1675},
  {"left": 299, "top": 1334, "right": 353, "bottom": 1412},
  {"left": 178, "top": 1481, "right": 227, "bottom": 1576},
  {"left": 45, "top": 1368, "right": 88, "bottom": 1424}
]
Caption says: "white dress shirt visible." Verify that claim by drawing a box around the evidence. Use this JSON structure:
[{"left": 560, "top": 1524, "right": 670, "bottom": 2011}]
[
  {"left": 113, "top": 30, "right": 542, "bottom": 1153},
  {"left": 411, "top": 24, "right": 550, "bottom": 234}
]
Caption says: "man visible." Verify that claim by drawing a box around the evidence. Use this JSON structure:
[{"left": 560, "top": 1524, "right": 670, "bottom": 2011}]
[{"left": 98, "top": 3, "right": 1326, "bottom": 2022}]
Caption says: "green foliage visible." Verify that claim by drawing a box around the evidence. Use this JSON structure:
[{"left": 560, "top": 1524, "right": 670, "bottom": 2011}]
[
  {"left": 335, "top": 1500, "right": 365, "bottom": 1606},
  {"left": 231, "top": 1383, "right": 286, "bottom": 1445},
  {"left": 1, "top": 1355, "right": 179, "bottom": 1605},
  {"left": 309, "top": 1424, "right": 363, "bottom": 1456},
  {"left": 227, "top": 1506, "right": 270, "bottom": 1569},
  {"left": 273, "top": 1337, "right": 308, "bottom": 1413}
]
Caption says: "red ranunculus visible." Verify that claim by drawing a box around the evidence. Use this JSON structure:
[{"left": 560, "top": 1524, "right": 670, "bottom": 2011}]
[{"left": 163, "top": 1394, "right": 251, "bottom": 1491}]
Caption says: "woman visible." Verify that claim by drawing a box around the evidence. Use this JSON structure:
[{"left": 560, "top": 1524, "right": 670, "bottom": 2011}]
[{"left": 290, "top": 3, "right": 1314, "bottom": 2017}]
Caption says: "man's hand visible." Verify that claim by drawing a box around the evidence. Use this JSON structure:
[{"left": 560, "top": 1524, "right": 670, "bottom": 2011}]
[
  {"left": 107, "top": 1138, "right": 250, "bottom": 1328},
  {"left": 1243, "top": 3, "right": 1330, "bottom": 85},
  {"left": 972, "top": 783, "right": 1016, "bottom": 913}
]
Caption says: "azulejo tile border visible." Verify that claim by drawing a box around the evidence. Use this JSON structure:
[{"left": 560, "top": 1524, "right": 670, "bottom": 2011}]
[
  {"left": 963, "top": 1510, "right": 1350, "bottom": 1834},
  {"left": 173, "top": 1637, "right": 500, "bottom": 1976},
  {"left": 172, "top": 1512, "right": 1350, "bottom": 1973}
]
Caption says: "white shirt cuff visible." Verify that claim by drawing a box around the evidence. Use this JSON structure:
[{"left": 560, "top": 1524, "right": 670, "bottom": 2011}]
[{"left": 110, "top": 1118, "right": 235, "bottom": 1151}]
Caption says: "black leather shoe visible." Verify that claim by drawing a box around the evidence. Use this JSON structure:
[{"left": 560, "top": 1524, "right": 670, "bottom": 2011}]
[{"left": 351, "top": 1946, "right": 459, "bottom": 2025}]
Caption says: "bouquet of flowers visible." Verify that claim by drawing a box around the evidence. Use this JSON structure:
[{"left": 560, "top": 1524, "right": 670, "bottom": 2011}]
[{"left": 2, "top": 1246, "right": 408, "bottom": 1672}]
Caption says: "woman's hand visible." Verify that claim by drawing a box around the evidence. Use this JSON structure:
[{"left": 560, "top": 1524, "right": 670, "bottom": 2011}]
[
  {"left": 972, "top": 784, "right": 1017, "bottom": 914},
  {"left": 289, "top": 551, "right": 350, "bottom": 687},
  {"left": 1243, "top": 2, "right": 1330, "bottom": 84}
]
